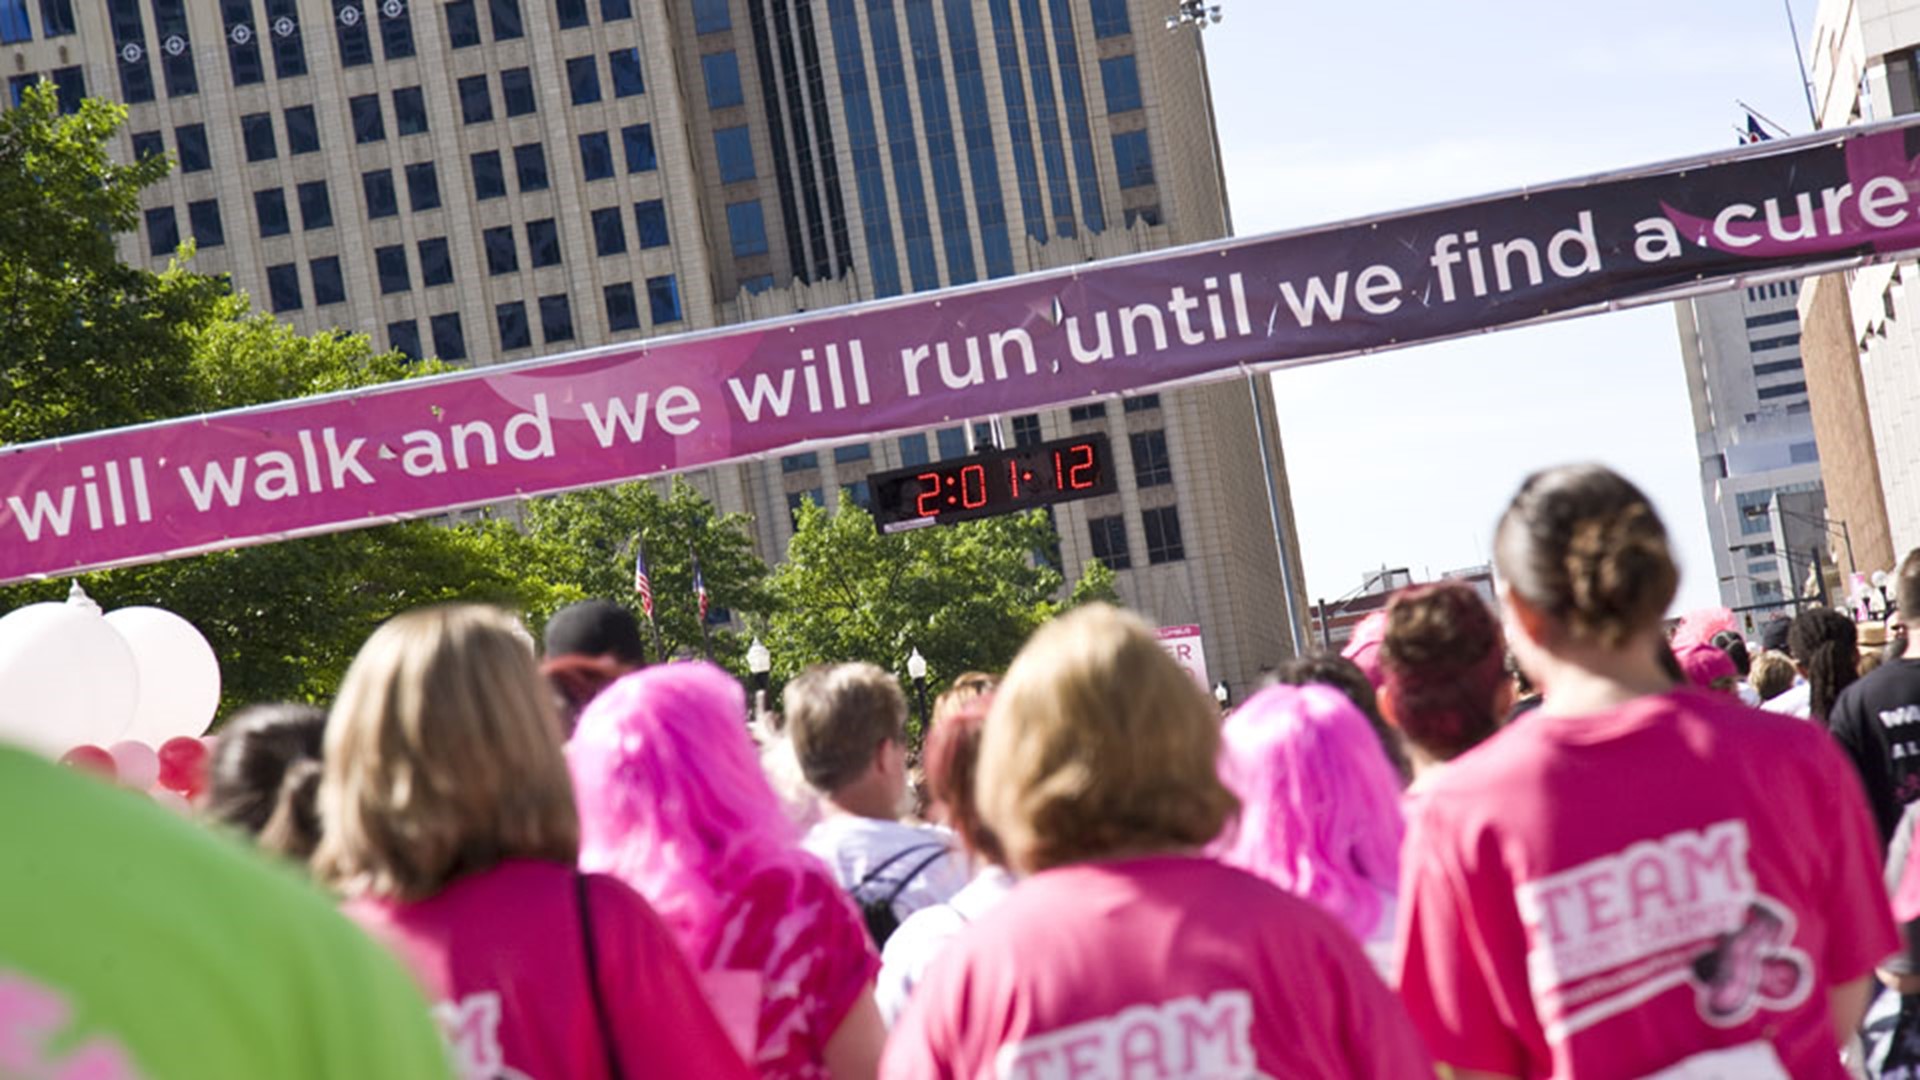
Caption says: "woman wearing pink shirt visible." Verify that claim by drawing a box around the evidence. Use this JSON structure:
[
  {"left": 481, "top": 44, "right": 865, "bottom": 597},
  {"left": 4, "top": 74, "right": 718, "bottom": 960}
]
[
  {"left": 567, "top": 662, "right": 885, "bottom": 1080},
  {"left": 884, "top": 603, "right": 1434, "bottom": 1078},
  {"left": 1397, "top": 465, "right": 1896, "bottom": 1079},
  {"left": 315, "top": 604, "right": 752, "bottom": 1080}
]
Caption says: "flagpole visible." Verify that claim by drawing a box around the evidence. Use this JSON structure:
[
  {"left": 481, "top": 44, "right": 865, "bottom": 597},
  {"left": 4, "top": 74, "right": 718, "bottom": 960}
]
[
  {"left": 690, "top": 542, "right": 714, "bottom": 662},
  {"left": 1783, "top": 0, "right": 1818, "bottom": 127},
  {"left": 634, "top": 533, "right": 666, "bottom": 663}
]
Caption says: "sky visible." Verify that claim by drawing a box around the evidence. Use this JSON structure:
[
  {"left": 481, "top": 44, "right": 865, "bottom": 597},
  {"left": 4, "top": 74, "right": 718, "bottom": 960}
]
[{"left": 1205, "top": 0, "right": 1823, "bottom": 612}]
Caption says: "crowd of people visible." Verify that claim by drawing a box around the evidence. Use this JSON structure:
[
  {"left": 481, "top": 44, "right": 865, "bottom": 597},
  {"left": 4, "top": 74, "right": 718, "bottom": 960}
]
[{"left": 13, "top": 460, "right": 1920, "bottom": 1078}]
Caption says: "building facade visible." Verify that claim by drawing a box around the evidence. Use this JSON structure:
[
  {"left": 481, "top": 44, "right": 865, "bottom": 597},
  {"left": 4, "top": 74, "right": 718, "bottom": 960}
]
[
  {"left": 1672, "top": 282, "right": 1829, "bottom": 622},
  {"left": 2, "top": 0, "right": 1308, "bottom": 693}
]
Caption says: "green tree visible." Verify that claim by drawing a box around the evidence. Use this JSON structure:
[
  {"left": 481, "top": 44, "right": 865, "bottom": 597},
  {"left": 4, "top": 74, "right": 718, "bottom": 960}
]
[
  {"left": 764, "top": 501, "right": 1110, "bottom": 721},
  {"left": 517, "top": 479, "right": 773, "bottom": 669}
]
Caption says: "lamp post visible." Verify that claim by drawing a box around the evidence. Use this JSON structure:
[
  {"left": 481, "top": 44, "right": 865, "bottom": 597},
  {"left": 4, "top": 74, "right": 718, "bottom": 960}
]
[
  {"left": 746, "top": 636, "right": 771, "bottom": 720},
  {"left": 907, "top": 647, "right": 929, "bottom": 733}
]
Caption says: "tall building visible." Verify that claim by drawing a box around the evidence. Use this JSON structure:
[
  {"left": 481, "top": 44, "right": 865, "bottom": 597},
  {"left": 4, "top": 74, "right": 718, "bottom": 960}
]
[
  {"left": 1672, "top": 282, "right": 1830, "bottom": 623},
  {"left": 3, "top": 0, "right": 1308, "bottom": 692}
]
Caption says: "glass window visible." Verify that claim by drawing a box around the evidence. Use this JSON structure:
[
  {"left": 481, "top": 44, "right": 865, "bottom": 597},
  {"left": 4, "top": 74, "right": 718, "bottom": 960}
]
[
  {"left": 1143, "top": 506, "right": 1184, "bottom": 563},
  {"left": 362, "top": 169, "right": 398, "bottom": 218},
  {"left": 787, "top": 488, "right": 824, "bottom": 527},
  {"left": 514, "top": 143, "right": 549, "bottom": 192},
  {"left": 376, "top": 245, "right": 410, "bottom": 294},
  {"left": 726, "top": 200, "right": 767, "bottom": 257},
  {"left": 387, "top": 320, "right": 421, "bottom": 361},
  {"left": 742, "top": 274, "right": 774, "bottom": 294},
  {"left": 834, "top": 444, "right": 871, "bottom": 464},
  {"left": 488, "top": 0, "right": 522, "bottom": 39},
  {"left": 781, "top": 453, "right": 819, "bottom": 473},
  {"left": 591, "top": 206, "right": 626, "bottom": 256},
  {"left": 1, "top": 0, "right": 31, "bottom": 43},
  {"left": 431, "top": 312, "right": 467, "bottom": 361},
  {"left": 144, "top": 206, "right": 179, "bottom": 258},
  {"left": 500, "top": 66, "right": 535, "bottom": 115},
  {"left": 1088, "top": 515, "right": 1131, "bottom": 570},
  {"left": 1090, "top": 0, "right": 1130, "bottom": 38},
  {"left": 151, "top": 0, "right": 196, "bottom": 95},
  {"left": 1011, "top": 414, "right": 1042, "bottom": 447},
  {"left": 131, "top": 130, "right": 165, "bottom": 162},
  {"left": 647, "top": 274, "right": 681, "bottom": 324},
  {"left": 285, "top": 105, "right": 319, "bottom": 154},
  {"left": 633, "top": 200, "right": 669, "bottom": 248},
  {"left": 714, "top": 125, "right": 754, "bottom": 182},
  {"left": 175, "top": 124, "right": 210, "bottom": 172},
  {"left": 605, "top": 282, "right": 639, "bottom": 331},
  {"left": 263, "top": 0, "right": 306, "bottom": 78},
  {"left": 1112, "top": 129, "right": 1154, "bottom": 189},
  {"left": 332, "top": 0, "right": 372, "bottom": 66},
  {"left": 841, "top": 481, "right": 874, "bottom": 512},
  {"left": 49, "top": 66, "right": 84, "bottom": 113},
  {"left": 418, "top": 237, "right": 453, "bottom": 287},
  {"left": 691, "top": 0, "right": 728, "bottom": 33},
  {"left": 483, "top": 226, "right": 517, "bottom": 274},
  {"left": 602, "top": 0, "right": 631, "bottom": 19},
  {"left": 936, "top": 427, "right": 967, "bottom": 461},
  {"left": 241, "top": 112, "right": 276, "bottom": 162},
  {"left": 405, "top": 161, "right": 440, "bottom": 211},
  {"left": 445, "top": 0, "right": 481, "bottom": 46},
  {"left": 579, "top": 131, "right": 613, "bottom": 180},
  {"left": 297, "top": 180, "right": 332, "bottom": 229},
  {"left": 898, "top": 434, "right": 930, "bottom": 466},
  {"left": 608, "top": 47, "right": 644, "bottom": 96},
  {"left": 1123, "top": 205, "right": 1161, "bottom": 228},
  {"left": 311, "top": 255, "right": 345, "bottom": 304},
  {"left": 392, "top": 86, "right": 428, "bottom": 136},
  {"left": 38, "top": 0, "right": 73, "bottom": 36},
  {"left": 526, "top": 218, "right": 560, "bottom": 266},
  {"left": 350, "top": 93, "right": 385, "bottom": 143},
  {"left": 1067, "top": 402, "right": 1106, "bottom": 422},
  {"left": 220, "top": 0, "right": 263, "bottom": 85},
  {"left": 1122, "top": 393, "right": 1161, "bottom": 413},
  {"left": 107, "top": 0, "right": 155, "bottom": 103},
  {"left": 497, "top": 301, "right": 531, "bottom": 350},
  {"left": 1100, "top": 55, "right": 1141, "bottom": 113},
  {"left": 266, "top": 262, "right": 301, "bottom": 312},
  {"left": 471, "top": 150, "right": 506, "bottom": 199},
  {"left": 187, "top": 199, "right": 224, "bottom": 247},
  {"left": 378, "top": 0, "right": 415, "bottom": 58},
  {"left": 254, "top": 188, "right": 289, "bottom": 237},
  {"left": 622, "top": 123, "right": 656, "bottom": 172},
  {"left": 566, "top": 55, "right": 601, "bottom": 105},
  {"left": 539, "top": 293, "right": 574, "bottom": 343},
  {"left": 701, "top": 51, "right": 743, "bottom": 109},
  {"left": 557, "top": 0, "right": 588, "bottom": 28},
  {"left": 458, "top": 74, "right": 493, "bottom": 123},
  {"left": 1130, "top": 430, "right": 1172, "bottom": 487}
]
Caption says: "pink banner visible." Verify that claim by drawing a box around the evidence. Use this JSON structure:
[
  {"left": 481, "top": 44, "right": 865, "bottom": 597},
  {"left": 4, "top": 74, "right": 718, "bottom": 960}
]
[{"left": 9, "top": 118, "right": 1920, "bottom": 583}]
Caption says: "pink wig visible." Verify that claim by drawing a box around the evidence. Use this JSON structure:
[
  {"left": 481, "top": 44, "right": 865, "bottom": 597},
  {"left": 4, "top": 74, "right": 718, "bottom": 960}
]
[
  {"left": 1672, "top": 606, "right": 1737, "bottom": 650},
  {"left": 567, "top": 662, "right": 811, "bottom": 962},
  {"left": 1210, "top": 683, "right": 1404, "bottom": 942}
]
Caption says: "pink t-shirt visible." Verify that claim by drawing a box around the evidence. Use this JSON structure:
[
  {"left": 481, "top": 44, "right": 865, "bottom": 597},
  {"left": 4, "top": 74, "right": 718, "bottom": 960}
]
[
  {"left": 345, "top": 859, "right": 752, "bottom": 1080},
  {"left": 883, "top": 855, "right": 1434, "bottom": 1079},
  {"left": 696, "top": 861, "right": 881, "bottom": 1079},
  {"left": 1397, "top": 689, "right": 1897, "bottom": 1079}
]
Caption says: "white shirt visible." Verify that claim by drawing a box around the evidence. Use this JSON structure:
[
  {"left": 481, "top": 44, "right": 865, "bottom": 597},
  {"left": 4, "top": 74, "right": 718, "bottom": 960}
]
[
  {"left": 801, "top": 816, "right": 970, "bottom": 930},
  {"left": 876, "top": 866, "right": 1016, "bottom": 1026},
  {"left": 1763, "top": 679, "right": 1812, "bottom": 719}
]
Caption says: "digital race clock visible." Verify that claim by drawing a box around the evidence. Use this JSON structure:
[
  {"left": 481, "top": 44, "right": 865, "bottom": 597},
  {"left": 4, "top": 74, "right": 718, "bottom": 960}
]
[{"left": 869, "top": 433, "right": 1117, "bottom": 532}]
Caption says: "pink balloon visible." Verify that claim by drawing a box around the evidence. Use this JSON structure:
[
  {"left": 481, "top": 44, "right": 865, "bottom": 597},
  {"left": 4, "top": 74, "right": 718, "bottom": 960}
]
[
  {"left": 59, "top": 744, "right": 116, "bottom": 778},
  {"left": 157, "top": 736, "right": 211, "bottom": 798},
  {"left": 108, "top": 740, "right": 159, "bottom": 791}
]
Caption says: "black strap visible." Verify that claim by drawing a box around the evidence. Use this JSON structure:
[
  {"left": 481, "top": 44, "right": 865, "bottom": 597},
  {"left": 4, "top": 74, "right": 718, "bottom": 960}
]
[
  {"left": 575, "top": 872, "right": 625, "bottom": 1080},
  {"left": 881, "top": 848, "right": 952, "bottom": 906},
  {"left": 852, "top": 842, "right": 946, "bottom": 892}
]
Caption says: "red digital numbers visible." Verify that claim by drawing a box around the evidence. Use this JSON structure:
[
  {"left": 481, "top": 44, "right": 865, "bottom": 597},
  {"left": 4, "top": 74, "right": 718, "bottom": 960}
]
[
  {"left": 914, "top": 471, "right": 943, "bottom": 518},
  {"left": 1065, "top": 443, "right": 1096, "bottom": 490},
  {"left": 1007, "top": 460, "right": 1022, "bottom": 499},
  {"left": 960, "top": 464, "right": 988, "bottom": 508}
]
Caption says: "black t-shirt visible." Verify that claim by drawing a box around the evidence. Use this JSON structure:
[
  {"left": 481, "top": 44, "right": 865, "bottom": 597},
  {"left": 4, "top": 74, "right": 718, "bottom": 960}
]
[{"left": 1829, "top": 658, "right": 1920, "bottom": 843}]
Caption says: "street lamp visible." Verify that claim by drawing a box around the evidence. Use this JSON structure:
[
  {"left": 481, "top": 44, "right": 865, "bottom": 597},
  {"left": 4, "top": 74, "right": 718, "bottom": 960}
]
[
  {"left": 907, "top": 647, "right": 929, "bottom": 732},
  {"left": 1212, "top": 680, "right": 1230, "bottom": 709},
  {"left": 746, "top": 637, "right": 771, "bottom": 720}
]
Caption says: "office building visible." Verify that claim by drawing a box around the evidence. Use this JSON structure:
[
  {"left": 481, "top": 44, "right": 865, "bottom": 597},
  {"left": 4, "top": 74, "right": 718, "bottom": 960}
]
[{"left": 2, "top": 0, "right": 1308, "bottom": 692}]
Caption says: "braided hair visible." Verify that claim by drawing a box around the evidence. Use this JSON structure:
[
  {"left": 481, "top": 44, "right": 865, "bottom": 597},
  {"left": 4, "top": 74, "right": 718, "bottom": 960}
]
[{"left": 1786, "top": 608, "right": 1858, "bottom": 725}]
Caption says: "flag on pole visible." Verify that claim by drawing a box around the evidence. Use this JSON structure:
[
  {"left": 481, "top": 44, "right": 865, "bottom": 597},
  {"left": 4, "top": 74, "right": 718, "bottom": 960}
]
[
  {"left": 690, "top": 545, "right": 710, "bottom": 622},
  {"left": 1743, "top": 113, "right": 1772, "bottom": 145},
  {"left": 633, "top": 540, "right": 654, "bottom": 620}
]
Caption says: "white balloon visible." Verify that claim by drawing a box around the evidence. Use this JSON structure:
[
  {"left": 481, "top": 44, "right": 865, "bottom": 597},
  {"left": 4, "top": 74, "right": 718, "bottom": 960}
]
[
  {"left": 106, "top": 607, "right": 221, "bottom": 745},
  {"left": 0, "top": 603, "right": 141, "bottom": 756}
]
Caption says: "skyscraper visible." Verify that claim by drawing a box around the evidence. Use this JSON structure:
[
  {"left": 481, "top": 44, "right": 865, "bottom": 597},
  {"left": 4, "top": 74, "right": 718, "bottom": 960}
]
[{"left": 4, "top": 0, "right": 1307, "bottom": 691}]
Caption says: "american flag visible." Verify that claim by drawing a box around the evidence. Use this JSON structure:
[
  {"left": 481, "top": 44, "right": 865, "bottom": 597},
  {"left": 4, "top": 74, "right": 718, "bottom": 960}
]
[
  {"left": 690, "top": 545, "right": 710, "bottom": 621},
  {"left": 633, "top": 540, "right": 654, "bottom": 620}
]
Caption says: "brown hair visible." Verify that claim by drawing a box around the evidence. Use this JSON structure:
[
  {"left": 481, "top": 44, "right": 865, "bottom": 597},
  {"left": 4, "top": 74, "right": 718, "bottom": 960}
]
[
  {"left": 314, "top": 604, "right": 579, "bottom": 902},
  {"left": 784, "top": 662, "right": 907, "bottom": 793},
  {"left": 1748, "top": 650, "right": 1796, "bottom": 702},
  {"left": 1380, "top": 581, "right": 1506, "bottom": 761},
  {"left": 1898, "top": 548, "right": 1920, "bottom": 622},
  {"left": 1265, "top": 652, "right": 1409, "bottom": 782},
  {"left": 1494, "top": 464, "right": 1677, "bottom": 648},
  {"left": 206, "top": 702, "right": 328, "bottom": 861},
  {"left": 923, "top": 695, "right": 1002, "bottom": 865},
  {"left": 977, "top": 604, "right": 1238, "bottom": 873}
]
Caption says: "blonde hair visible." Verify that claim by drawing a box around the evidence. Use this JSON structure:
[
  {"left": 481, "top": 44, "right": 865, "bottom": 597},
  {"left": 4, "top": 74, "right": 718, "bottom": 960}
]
[
  {"left": 978, "top": 604, "right": 1237, "bottom": 873},
  {"left": 1748, "top": 649, "right": 1796, "bottom": 703},
  {"left": 784, "top": 662, "right": 907, "bottom": 793},
  {"left": 314, "top": 604, "right": 579, "bottom": 901}
]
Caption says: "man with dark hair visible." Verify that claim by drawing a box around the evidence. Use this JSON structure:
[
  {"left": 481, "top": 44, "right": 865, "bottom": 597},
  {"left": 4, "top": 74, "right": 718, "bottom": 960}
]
[
  {"left": 1831, "top": 550, "right": 1920, "bottom": 841},
  {"left": 540, "top": 599, "right": 647, "bottom": 671}
]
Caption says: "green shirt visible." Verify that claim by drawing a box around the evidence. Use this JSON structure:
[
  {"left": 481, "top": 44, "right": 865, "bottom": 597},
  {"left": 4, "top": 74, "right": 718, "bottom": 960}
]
[{"left": 0, "top": 746, "right": 452, "bottom": 1079}]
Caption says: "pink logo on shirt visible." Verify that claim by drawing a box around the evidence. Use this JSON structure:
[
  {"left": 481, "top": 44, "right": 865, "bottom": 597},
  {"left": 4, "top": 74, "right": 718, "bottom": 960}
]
[
  {"left": 992, "top": 990, "right": 1260, "bottom": 1079},
  {"left": 0, "top": 974, "right": 141, "bottom": 1080},
  {"left": 432, "top": 992, "right": 533, "bottom": 1080}
]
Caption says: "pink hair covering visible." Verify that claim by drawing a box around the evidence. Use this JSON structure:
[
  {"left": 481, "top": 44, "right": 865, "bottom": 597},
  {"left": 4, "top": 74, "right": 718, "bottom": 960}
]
[
  {"left": 1674, "top": 641, "right": 1738, "bottom": 691},
  {"left": 1209, "top": 683, "right": 1404, "bottom": 943},
  {"left": 1671, "top": 607, "right": 1737, "bottom": 651},
  {"left": 567, "top": 662, "right": 812, "bottom": 962},
  {"left": 1341, "top": 611, "right": 1389, "bottom": 689}
]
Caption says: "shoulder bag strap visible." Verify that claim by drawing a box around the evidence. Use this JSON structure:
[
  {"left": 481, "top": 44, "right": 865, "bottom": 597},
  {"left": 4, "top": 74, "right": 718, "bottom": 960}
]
[
  {"left": 852, "top": 842, "right": 945, "bottom": 891},
  {"left": 883, "top": 847, "right": 952, "bottom": 905},
  {"left": 575, "top": 871, "right": 626, "bottom": 1080}
]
